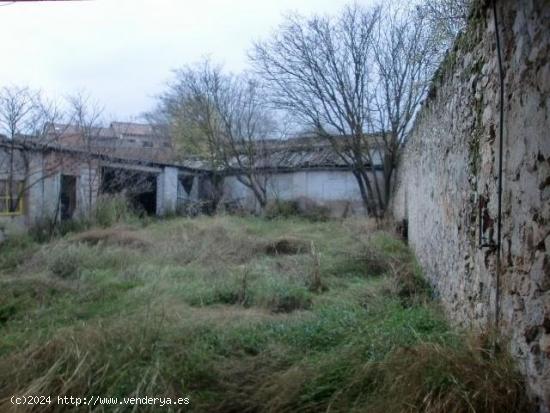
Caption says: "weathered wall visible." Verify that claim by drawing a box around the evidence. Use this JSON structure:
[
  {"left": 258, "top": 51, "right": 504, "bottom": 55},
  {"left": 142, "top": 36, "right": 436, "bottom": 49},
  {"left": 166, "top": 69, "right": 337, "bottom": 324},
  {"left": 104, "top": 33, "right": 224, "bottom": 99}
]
[
  {"left": 223, "top": 169, "right": 370, "bottom": 216},
  {"left": 76, "top": 164, "right": 100, "bottom": 219},
  {"left": 0, "top": 148, "right": 63, "bottom": 230},
  {"left": 0, "top": 147, "right": 103, "bottom": 233},
  {"left": 156, "top": 166, "right": 178, "bottom": 216},
  {"left": 0, "top": 147, "right": 38, "bottom": 232},
  {"left": 0, "top": 144, "right": 203, "bottom": 230},
  {"left": 391, "top": 0, "right": 549, "bottom": 409},
  {"left": 41, "top": 152, "right": 101, "bottom": 222}
]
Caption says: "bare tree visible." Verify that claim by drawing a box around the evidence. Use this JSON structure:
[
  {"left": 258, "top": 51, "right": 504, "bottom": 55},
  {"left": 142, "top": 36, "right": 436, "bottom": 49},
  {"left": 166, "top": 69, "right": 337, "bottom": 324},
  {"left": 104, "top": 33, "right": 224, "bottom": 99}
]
[
  {"left": 152, "top": 60, "right": 226, "bottom": 210},
  {"left": 0, "top": 86, "right": 66, "bottom": 216},
  {"left": 66, "top": 92, "right": 105, "bottom": 217},
  {"left": 155, "top": 60, "right": 276, "bottom": 210},
  {"left": 373, "top": 5, "right": 442, "bottom": 202},
  {"left": 213, "top": 72, "right": 275, "bottom": 209},
  {"left": 251, "top": 5, "right": 385, "bottom": 216},
  {"left": 417, "top": 0, "right": 471, "bottom": 45},
  {"left": 251, "top": 4, "right": 445, "bottom": 216}
]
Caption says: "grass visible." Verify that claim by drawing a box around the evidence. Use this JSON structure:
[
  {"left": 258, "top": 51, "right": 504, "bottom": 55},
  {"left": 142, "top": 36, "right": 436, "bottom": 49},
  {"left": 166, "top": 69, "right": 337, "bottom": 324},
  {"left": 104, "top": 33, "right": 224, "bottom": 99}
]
[{"left": 0, "top": 215, "right": 532, "bottom": 412}]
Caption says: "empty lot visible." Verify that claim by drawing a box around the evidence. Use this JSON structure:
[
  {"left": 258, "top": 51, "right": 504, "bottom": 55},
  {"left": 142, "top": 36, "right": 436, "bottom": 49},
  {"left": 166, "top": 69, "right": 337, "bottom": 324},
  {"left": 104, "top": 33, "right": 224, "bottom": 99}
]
[{"left": 0, "top": 216, "right": 530, "bottom": 412}]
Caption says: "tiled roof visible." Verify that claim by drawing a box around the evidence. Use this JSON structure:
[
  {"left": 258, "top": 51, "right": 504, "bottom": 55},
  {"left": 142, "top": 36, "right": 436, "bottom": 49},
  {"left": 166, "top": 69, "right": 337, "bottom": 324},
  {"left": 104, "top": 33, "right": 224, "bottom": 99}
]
[{"left": 226, "top": 134, "right": 382, "bottom": 171}]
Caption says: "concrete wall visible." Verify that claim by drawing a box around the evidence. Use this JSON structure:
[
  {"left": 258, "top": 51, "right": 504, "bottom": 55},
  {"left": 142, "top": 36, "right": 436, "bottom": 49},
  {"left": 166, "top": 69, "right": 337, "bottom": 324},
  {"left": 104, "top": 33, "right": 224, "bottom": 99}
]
[
  {"left": 0, "top": 147, "right": 108, "bottom": 233},
  {"left": 1, "top": 145, "right": 376, "bottom": 224},
  {"left": 0, "top": 147, "right": 170, "bottom": 227},
  {"left": 0, "top": 148, "right": 55, "bottom": 231},
  {"left": 223, "top": 169, "right": 370, "bottom": 216},
  {"left": 0, "top": 145, "right": 193, "bottom": 230},
  {"left": 76, "top": 165, "right": 100, "bottom": 219},
  {"left": 391, "top": 0, "right": 549, "bottom": 409},
  {"left": 156, "top": 166, "right": 178, "bottom": 216},
  {"left": 0, "top": 147, "right": 36, "bottom": 233}
]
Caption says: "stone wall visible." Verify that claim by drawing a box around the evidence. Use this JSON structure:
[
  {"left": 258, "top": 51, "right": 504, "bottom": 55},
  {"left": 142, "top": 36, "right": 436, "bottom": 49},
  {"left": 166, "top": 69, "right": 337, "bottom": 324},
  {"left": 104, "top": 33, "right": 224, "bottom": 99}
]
[{"left": 391, "top": 0, "right": 549, "bottom": 409}]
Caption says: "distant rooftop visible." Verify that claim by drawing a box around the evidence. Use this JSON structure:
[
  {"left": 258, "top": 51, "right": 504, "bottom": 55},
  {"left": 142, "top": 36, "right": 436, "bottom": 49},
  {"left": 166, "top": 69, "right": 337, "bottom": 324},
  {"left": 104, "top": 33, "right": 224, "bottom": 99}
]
[{"left": 110, "top": 122, "right": 156, "bottom": 137}]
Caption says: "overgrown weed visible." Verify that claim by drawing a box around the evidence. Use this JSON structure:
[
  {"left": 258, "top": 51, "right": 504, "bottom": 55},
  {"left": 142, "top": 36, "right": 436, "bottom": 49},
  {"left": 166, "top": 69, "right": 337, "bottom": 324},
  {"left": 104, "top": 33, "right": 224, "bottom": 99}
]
[{"left": 0, "top": 215, "right": 532, "bottom": 412}]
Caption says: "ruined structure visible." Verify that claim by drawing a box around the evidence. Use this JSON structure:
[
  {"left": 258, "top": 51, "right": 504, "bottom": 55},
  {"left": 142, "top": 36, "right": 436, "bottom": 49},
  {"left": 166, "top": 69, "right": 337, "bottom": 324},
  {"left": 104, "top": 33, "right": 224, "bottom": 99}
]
[
  {"left": 391, "top": 0, "right": 549, "bottom": 409},
  {"left": 0, "top": 134, "right": 203, "bottom": 235},
  {"left": 0, "top": 128, "right": 378, "bottom": 235}
]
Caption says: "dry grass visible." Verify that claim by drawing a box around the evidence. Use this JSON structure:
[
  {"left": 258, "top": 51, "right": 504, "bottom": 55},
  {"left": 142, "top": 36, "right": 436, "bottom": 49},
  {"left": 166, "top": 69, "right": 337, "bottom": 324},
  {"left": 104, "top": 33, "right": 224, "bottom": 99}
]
[
  {"left": 156, "top": 222, "right": 266, "bottom": 265},
  {"left": 363, "top": 340, "right": 533, "bottom": 413},
  {"left": 71, "top": 227, "right": 150, "bottom": 249},
  {"left": 240, "top": 334, "right": 533, "bottom": 413},
  {"left": 0, "top": 215, "right": 533, "bottom": 412},
  {"left": 344, "top": 228, "right": 432, "bottom": 304},
  {"left": 264, "top": 237, "right": 310, "bottom": 255}
]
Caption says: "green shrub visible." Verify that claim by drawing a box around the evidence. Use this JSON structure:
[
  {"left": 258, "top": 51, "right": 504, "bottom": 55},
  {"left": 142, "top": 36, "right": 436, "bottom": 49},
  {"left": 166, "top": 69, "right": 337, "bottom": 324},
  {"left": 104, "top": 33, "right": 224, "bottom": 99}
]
[
  {"left": 48, "top": 246, "right": 82, "bottom": 279},
  {"left": 264, "top": 200, "right": 301, "bottom": 219},
  {"left": 0, "top": 233, "right": 36, "bottom": 271},
  {"left": 27, "top": 216, "right": 92, "bottom": 243},
  {"left": 0, "top": 277, "right": 69, "bottom": 326},
  {"left": 301, "top": 204, "right": 331, "bottom": 222},
  {"left": 45, "top": 243, "right": 133, "bottom": 279},
  {"left": 27, "top": 217, "right": 59, "bottom": 243},
  {"left": 264, "top": 199, "right": 331, "bottom": 222},
  {"left": 94, "top": 194, "right": 136, "bottom": 227},
  {"left": 268, "top": 285, "right": 312, "bottom": 313},
  {"left": 26, "top": 195, "right": 141, "bottom": 244}
]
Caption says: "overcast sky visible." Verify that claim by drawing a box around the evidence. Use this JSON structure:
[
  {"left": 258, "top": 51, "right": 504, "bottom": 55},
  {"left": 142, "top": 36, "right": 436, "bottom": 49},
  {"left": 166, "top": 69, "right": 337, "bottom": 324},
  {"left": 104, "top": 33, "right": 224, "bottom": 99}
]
[{"left": 0, "top": 0, "right": 355, "bottom": 120}]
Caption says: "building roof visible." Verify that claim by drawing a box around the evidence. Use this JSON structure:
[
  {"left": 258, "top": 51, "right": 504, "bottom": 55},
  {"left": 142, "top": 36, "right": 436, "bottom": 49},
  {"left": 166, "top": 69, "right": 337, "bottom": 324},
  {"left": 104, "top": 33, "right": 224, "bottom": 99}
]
[
  {"left": 0, "top": 135, "right": 208, "bottom": 172},
  {"left": 8, "top": 123, "right": 382, "bottom": 173},
  {"left": 225, "top": 133, "right": 383, "bottom": 172}
]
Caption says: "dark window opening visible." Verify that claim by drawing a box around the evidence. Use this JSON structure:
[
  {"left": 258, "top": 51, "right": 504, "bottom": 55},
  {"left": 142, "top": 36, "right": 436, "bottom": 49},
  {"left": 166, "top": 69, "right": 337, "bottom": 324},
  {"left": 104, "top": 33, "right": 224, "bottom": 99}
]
[{"left": 179, "top": 175, "right": 194, "bottom": 196}]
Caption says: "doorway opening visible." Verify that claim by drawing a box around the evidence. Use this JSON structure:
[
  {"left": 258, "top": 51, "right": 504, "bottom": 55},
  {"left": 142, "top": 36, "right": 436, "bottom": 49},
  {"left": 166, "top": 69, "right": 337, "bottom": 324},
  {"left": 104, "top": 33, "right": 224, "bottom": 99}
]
[
  {"left": 60, "top": 175, "right": 77, "bottom": 220},
  {"left": 100, "top": 167, "right": 157, "bottom": 215}
]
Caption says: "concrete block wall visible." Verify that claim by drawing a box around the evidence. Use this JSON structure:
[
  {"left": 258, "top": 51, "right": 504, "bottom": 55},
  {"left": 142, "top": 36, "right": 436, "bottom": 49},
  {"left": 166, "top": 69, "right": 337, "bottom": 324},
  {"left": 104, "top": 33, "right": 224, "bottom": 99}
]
[
  {"left": 0, "top": 146, "right": 189, "bottom": 227},
  {"left": 223, "top": 169, "right": 369, "bottom": 216},
  {"left": 391, "top": 0, "right": 549, "bottom": 409},
  {"left": 189, "top": 176, "right": 199, "bottom": 201},
  {"left": 41, "top": 173, "right": 61, "bottom": 221},
  {"left": 25, "top": 152, "right": 45, "bottom": 225},
  {"left": 0, "top": 149, "right": 63, "bottom": 227},
  {"left": 156, "top": 166, "right": 178, "bottom": 216},
  {"left": 76, "top": 165, "right": 100, "bottom": 219}
]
